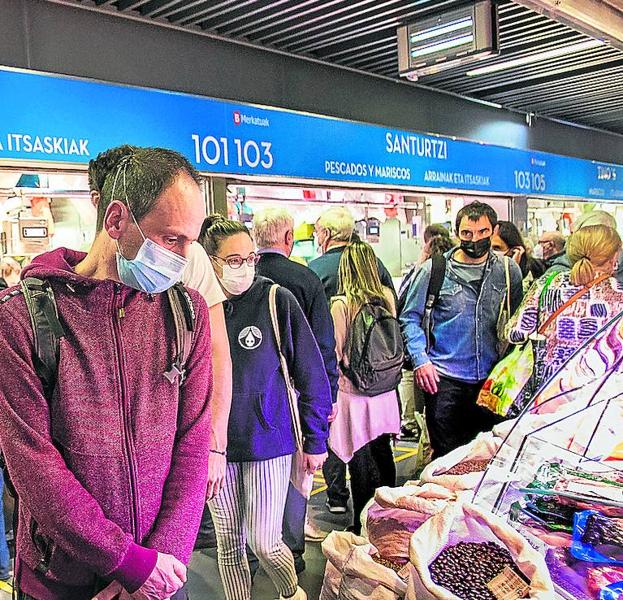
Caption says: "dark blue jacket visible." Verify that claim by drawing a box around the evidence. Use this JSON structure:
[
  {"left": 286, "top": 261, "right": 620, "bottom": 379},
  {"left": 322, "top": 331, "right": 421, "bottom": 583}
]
[
  {"left": 309, "top": 246, "right": 395, "bottom": 302},
  {"left": 256, "top": 250, "right": 339, "bottom": 403},
  {"left": 224, "top": 276, "right": 332, "bottom": 462}
]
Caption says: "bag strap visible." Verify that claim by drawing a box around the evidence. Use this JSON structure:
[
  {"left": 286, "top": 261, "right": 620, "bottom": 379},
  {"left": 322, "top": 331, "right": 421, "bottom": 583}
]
[
  {"left": 504, "top": 256, "right": 511, "bottom": 316},
  {"left": 537, "top": 272, "right": 610, "bottom": 334},
  {"left": 21, "top": 277, "right": 65, "bottom": 399},
  {"left": 164, "top": 283, "right": 195, "bottom": 385},
  {"left": 423, "top": 254, "right": 446, "bottom": 351},
  {"left": 0, "top": 277, "right": 65, "bottom": 533},
  {"left": 268, "top": 284, "right": 304, "bottom": 450}
]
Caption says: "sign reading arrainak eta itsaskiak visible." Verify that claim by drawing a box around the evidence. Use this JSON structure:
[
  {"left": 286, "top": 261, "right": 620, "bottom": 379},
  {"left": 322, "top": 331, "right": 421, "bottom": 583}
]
[{"left": 1, "top": 67, "right": 622, "bottom": 201}]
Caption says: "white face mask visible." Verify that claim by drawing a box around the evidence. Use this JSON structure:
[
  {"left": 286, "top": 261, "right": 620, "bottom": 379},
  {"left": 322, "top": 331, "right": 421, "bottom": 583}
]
[
  {"left": 220, "top": 263, "right": 255, "bottom": 296},
  {"left": 533, "top": 244, "right": 544, "bottom": 260}
]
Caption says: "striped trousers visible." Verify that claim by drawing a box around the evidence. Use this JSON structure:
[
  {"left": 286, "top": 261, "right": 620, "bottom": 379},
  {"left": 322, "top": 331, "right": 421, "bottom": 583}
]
[{"left": 208, "top": 455, "right": 298, "bottom": 600}]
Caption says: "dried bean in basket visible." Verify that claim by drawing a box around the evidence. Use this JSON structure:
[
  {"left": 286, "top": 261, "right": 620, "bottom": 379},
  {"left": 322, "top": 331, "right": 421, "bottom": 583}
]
[
  {"left": 429, "top": 541, "right": 526, "bottom": 600},
  {"left": 372, "top": 555, "right": 403, "bottom": 574},
  {"left": 445, "top": 459, "right": 491, "bottom": 476}
]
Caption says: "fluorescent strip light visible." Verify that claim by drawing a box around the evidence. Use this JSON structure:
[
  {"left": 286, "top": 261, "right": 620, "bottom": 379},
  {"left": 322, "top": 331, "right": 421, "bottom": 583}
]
[
  {"left": 466, "top": 39, "right": 604, "bottom": 76},
  {"left": 411, "top": 34, "right": 474, "bottom": 59},
  {"left": 409, "top": 17, "right": 473, "bottom": 45}
]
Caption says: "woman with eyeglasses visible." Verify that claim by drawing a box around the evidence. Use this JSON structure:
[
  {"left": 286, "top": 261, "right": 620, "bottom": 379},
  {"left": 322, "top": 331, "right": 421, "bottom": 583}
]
[{"left": 198, "top": 215, "right": 331, "bottom": 600}]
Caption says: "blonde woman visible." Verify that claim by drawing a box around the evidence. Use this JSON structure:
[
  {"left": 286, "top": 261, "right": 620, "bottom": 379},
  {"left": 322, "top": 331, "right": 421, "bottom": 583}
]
[
  {"left": 330, "top": 241, "right": 401, "bottom": 534},
  {"left": 506, "top": 224, "right": 623, "bottom": 387}
]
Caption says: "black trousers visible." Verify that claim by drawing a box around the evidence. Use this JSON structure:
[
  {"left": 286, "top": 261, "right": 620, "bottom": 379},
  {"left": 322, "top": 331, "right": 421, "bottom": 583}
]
[
  {"left": 423, "top": 375, "right": 503, "bottom": 459},
  {"left": 347, "top": 434, "right": 396, "bottom": 534},
  {"left": 322, "top": 449, "right": 349, "bottom": 505}
]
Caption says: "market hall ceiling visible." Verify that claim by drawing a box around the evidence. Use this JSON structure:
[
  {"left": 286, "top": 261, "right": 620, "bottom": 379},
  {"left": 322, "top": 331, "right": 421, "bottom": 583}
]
[{"left": 46, "top": 0, "right": 623, "bottom": 135}]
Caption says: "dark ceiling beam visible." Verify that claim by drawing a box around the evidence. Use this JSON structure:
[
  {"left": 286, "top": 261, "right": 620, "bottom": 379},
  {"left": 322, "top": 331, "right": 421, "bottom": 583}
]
[
  {"left": 166, "top": 0, "right": 242, "bottom": 26},
  {"left": 254, "top": 0, "right": 406, "bottom": 46},
  {"left": 540, "top": 90, "right": 623, "bottom": 113},
  {"left": 284, "top": 3, "right": 442, "bottom": 54},
  {"left": 190, "top": 0, "right": 261, "bottom": 28},
  {"left": 139, "top": 0, "right": 184, "bottom": 18},
  {"left": 488, "top": 70, "right": 623, "bottom": 105},
  {"left": 224, "top": 0, "right": 346, "bottom": 39},
  {"left": 116, "top": 0, "right": 153, "bottom": 12},
  {"left": 318, "top": 35, "right": 397, "bottom": 61},
  {"left": 452, "top": 51, "right": 620, "bottom": 95},
  {"left": 414, "top": 46, "right": 614, "bottom": 90},
  {"left": 221, "top": 0, "right": 324, "bottom": 37},
  {"left": 348, "top": 50, "right": 398, "bottom": 70},
  {"left": 478, "top": 59, "right": 623, "bottom": 99}
]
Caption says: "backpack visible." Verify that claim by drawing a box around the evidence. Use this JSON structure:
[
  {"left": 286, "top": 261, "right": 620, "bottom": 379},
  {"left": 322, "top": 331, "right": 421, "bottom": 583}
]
[
  {"left": 0, "top": 276, "right": 195, "bottom": 576},
  {"left": 339, "top": 297, "right": 404, "bottom": 396},
  {"left": 398, "top": 254, "right": 447, "bottom": 369}
]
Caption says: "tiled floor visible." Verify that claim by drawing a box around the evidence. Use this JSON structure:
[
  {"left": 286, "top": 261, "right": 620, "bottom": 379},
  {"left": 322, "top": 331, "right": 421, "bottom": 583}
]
[{"left": 0, "top": 443, "right": 418, "bottom": 600}]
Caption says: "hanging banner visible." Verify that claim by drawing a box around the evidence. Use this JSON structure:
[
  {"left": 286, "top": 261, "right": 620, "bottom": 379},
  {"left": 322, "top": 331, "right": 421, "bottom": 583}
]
[{"left": 0, "top": 67, "right": 622, "bottom": 200}]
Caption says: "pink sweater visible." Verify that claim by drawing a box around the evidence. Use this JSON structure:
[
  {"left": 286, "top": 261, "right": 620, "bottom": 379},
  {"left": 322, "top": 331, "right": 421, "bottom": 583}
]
[{"left": 0, "top": 248, "right": 213, "bottom": 599}]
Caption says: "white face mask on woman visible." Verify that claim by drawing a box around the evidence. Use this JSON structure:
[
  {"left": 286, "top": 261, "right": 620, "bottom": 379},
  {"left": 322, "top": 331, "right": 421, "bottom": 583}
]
[{"left": 220, "top": 263, "right": 255, "bottom": 296}]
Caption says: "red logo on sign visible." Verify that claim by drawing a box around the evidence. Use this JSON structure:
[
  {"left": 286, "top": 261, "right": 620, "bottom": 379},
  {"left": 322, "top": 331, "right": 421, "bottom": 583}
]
[{"left": 233, "top": 111, "right": 242, "bottom": 125}]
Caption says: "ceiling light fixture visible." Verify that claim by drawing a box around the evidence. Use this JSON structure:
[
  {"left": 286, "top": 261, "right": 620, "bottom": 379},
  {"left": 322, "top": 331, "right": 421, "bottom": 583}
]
[
  {"left": 465, "top": 38, "right": 605, "bottom": 76},
  {"left": 408, "top": 17, "right": 473, "bottom": 45},
  {"left": 410, "top": 34, "right": 475, "bottom": 59}
]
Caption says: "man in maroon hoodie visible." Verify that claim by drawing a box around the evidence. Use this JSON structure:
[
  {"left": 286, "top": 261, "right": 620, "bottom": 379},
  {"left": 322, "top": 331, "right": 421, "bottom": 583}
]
[{"left": 0, "top": 147, "right": 213, "bottom": 600}]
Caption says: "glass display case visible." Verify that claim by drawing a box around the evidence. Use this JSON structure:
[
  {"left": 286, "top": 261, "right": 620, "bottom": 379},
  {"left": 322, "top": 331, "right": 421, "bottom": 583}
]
[{"left": 474, "top": 311, "right": 623, "bottom": 600}]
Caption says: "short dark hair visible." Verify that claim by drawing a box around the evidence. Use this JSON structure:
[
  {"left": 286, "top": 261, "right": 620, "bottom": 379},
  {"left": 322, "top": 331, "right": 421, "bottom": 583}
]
[
  {"left": 455, "top": 201, "right": 498, "bottom": 234},
  {"left": 198, "top": 215, "right": 252, "bottom": 256},
  {"left": 96, "top": 146, "right": 202, "bottom": 231},
  {"left": 88, "top": 145, "right": 137, "bottom": 193},
  {"left": 496, "top": 221, "right": 524, "bottom": 250}
]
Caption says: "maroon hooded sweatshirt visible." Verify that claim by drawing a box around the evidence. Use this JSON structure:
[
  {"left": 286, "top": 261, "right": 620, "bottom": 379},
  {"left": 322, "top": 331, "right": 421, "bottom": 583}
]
[{"left": 0, "top": 248, "right": 213, "bottom": 599}]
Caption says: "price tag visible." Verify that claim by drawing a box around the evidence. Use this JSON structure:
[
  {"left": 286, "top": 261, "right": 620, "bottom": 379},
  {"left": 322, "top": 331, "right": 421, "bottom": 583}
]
[{"left": 487, "top": 566, "right": 530, "bottom": 600}]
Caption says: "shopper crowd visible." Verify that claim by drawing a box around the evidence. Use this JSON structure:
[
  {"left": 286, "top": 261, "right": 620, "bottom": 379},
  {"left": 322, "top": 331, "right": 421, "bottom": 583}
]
[{"left": 0, "top": 144, "right": 622, "bottom": 600}]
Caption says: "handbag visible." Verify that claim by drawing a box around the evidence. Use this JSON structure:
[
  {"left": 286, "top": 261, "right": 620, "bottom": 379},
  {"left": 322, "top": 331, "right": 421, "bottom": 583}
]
[
  {"left": 496, "top": 256, "right": 512, "bottom": 356},
  {"left": 478, "top": 272, "right": 609, "bottom": 417},
  {"left": 268, "top": 284, "right": 314, "bottom": 499}
]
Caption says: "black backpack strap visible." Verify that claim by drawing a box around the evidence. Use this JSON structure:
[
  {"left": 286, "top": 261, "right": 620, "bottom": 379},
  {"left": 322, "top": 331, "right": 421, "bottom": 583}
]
[
  {"left": 164, "top": 283, "right": 195, "bottom": 385},
  {"left": 0, "top": 277, "right": 65, "bottom": 580},
  {"left": 422, "top": 255, "right": 446, "bottom": 352},
  {"left": 21, "top": 277, "right": 65, "bottom": 399}
]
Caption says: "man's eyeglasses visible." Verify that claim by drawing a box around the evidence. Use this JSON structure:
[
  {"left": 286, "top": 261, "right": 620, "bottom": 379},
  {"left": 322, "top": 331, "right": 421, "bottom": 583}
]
[{"left": 210, "top": 253, "right": 260, "bottom": 269}]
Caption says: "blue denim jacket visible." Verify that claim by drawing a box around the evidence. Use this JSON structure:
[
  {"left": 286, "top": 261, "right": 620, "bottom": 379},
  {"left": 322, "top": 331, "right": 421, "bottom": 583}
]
[{"left": 400, "top": 249, "right": 524, "bottom": 383}]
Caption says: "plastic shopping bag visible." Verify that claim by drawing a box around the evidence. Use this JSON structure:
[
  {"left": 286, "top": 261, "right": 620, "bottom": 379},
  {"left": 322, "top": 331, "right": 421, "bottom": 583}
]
[
  {"left": 406, "top": 502, "right": 554, "bottom": 600},
  {"left": 420, "top": 432, "right": 502, "bottom": 492},
  {"left": 477, "top": 338, "right": 543, "bottom": 418},
  {"left": 320, "top": 531, "right": 408, "bottom": 600}
]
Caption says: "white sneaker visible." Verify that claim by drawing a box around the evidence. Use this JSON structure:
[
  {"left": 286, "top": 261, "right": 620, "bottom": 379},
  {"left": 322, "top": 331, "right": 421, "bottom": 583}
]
[
  {"left": 304, "top": 519, "right": 328, "bottom": 542},
  {"left": 279, "top": 587, "right": 307, "bottom": 600}
]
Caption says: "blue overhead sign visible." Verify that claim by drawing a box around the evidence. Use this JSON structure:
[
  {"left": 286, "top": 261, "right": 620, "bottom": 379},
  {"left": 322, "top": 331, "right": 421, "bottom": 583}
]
[{"left": 0, "top": 67, "right": 622, "bottom": 200}]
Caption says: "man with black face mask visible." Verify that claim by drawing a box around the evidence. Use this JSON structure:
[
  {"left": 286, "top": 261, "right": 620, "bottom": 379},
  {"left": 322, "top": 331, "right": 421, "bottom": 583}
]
[{"left": 400, "top": 201, "right": 523, "bottom": 457}]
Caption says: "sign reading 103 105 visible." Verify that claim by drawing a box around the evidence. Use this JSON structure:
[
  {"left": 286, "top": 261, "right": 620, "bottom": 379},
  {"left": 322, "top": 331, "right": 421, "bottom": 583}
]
[
  {"left": 191, "top": 134, "right": 274, "bottom": 170},
  {"left": 513, "top": 170, "right": 546, "bottom": 193}
]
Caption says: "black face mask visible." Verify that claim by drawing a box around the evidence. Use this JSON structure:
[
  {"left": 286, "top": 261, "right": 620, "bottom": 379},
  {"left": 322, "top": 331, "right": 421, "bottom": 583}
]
[{"left": 460, "top": 236, "right": 491, "bottom": 259}]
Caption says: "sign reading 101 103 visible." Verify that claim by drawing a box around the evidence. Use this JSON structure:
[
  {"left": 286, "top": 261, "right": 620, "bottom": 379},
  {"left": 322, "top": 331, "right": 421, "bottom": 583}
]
[{"left": 513, "top": 169, "right": 546, "bottom": 193}]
